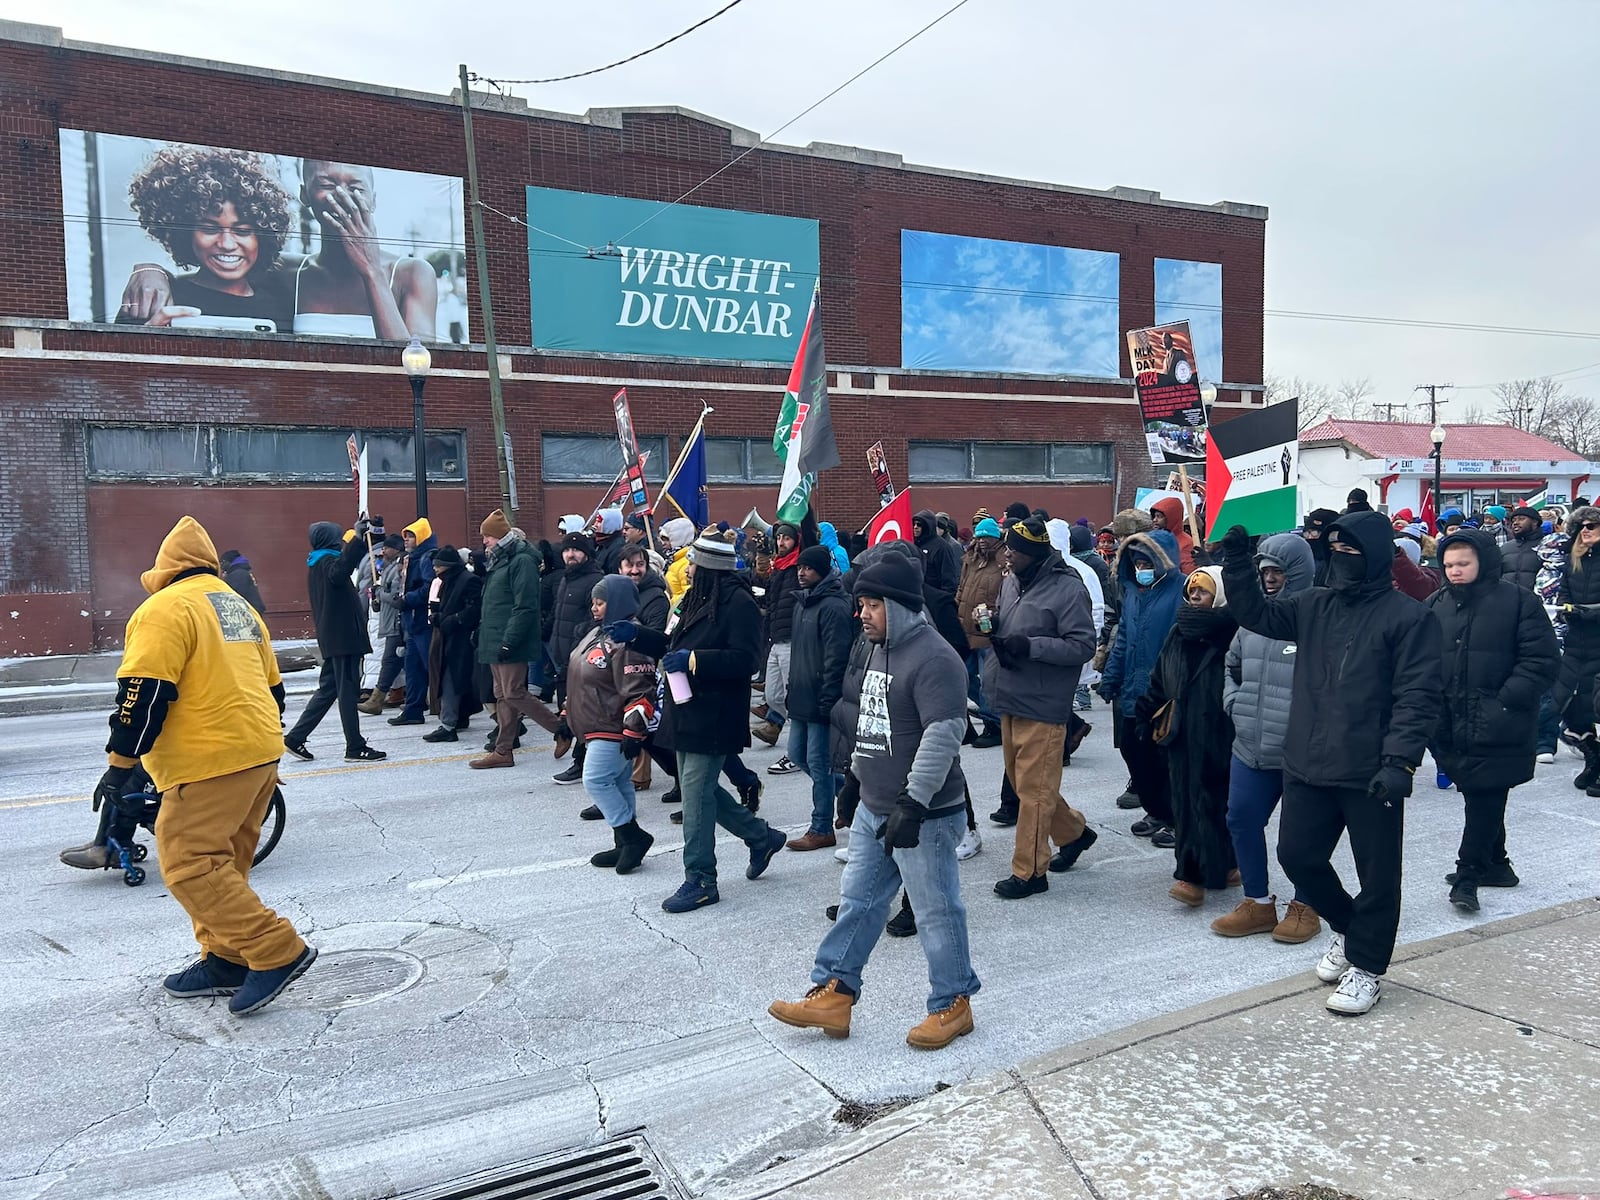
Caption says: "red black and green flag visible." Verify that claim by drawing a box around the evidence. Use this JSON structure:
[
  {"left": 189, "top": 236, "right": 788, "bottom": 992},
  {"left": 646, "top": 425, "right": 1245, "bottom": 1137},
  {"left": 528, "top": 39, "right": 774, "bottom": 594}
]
[
  {"left": 1204, "top": 398, "right": 1299, "bottom": 538},
  {"left": 774, "top": 284, "right": 839, "bottom": 524}
]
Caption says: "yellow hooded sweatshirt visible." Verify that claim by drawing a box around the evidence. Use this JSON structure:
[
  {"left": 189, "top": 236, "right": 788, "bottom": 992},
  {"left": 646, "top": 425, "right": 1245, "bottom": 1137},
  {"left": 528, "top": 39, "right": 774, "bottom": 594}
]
[
  {"left": 114, "top": 516, "right": 284, "bottom": 790},
  {"left": 404, "top": 517, "right": 433, "bottom": 544},
  {"left": 665, "top": 546, "right": 692, "bottom": 608}
]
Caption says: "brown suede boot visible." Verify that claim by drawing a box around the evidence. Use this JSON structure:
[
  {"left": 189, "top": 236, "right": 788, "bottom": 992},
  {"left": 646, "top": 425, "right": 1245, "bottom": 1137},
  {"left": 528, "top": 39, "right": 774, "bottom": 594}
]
[
  {"left": 768, "top": 978, "right": 854, "bottom": 1039},
  {"left": 1272, "top": 900, "right": 1323, "bottom": 944},
  {"left": 786, "top": 830, "right": 837, "bottom": 852},
  {"left": 1168, "top": 880, "right": 1205, "bottom": 907},
  {"left": 469, "top": 751, "right": 515, "bottom": 769},
  {"left": 1210, "top": 897, "right": 1278, "bottom": 937},
  {"left": 752, "top": 721, "right": 781, "bottom": 746},
  {"left": 907, "top": 995, "right": 973, "bottom": 1049},
  {"left": 357, "top": 691, "right": 385, "bottom": 716}
]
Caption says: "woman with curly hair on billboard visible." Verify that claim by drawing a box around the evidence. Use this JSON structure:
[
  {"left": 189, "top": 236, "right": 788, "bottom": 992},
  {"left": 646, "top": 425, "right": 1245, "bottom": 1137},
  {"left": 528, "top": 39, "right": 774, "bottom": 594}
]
[{"left": 118, "top": 144, "right": 295, "bottom": 332}]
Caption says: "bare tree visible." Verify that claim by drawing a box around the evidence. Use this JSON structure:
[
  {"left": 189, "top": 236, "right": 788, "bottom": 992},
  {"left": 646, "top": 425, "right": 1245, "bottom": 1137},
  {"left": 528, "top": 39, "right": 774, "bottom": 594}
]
[
  {"left": 1494, "top": 377, "right": 1569, "bottom": 433},
  {"left": 1269, "top": 373, "right": 1389, "bottom": 428},
  {"left": 1542, "top": 392, "right": 1600, "bottom": 459}
]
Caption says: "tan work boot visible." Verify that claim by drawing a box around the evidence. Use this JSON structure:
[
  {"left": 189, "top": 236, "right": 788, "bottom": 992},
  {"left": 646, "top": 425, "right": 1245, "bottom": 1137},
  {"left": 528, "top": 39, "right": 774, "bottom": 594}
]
[
  {"left": 1168, "top": 880, "right": 1205, "bottom": 907},
  {"left": 1272, "top": 900, "right": 1323, "bottom": 944},
  {"left": 752, "top": 721, "right": 781, "bottom": 746},
  {"left": 907, "top": 995, "right": 973, "bottom": 1049},
  {"left": 469, "top": 751, "right": 515, "bottom": 769},
  {"left": 357, "top": 691, "right": 385, "bottom": 716},
  {"left": 1210, "top": 897, "right": 1278, "bottom": 937},
  {"left": 768, "top": 979, "right": 854, "bottom": 1039}
]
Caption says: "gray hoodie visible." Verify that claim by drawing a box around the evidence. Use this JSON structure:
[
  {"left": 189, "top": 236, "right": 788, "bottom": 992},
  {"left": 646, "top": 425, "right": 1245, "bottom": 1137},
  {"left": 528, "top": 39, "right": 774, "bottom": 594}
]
[
  {"left": 1223, "top": 532, "right": 1314, "bottom": 770},
  {"left": 851, "top": 597, "right": 968, "bottom": 818}
]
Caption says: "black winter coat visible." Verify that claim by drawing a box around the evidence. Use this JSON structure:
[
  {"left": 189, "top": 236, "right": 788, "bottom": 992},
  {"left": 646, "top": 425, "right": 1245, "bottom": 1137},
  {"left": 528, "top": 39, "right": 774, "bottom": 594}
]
[
  {"left": 549, "top": 560, "right": 603, "bottom": 677},
  {"left": 1499, "top": 529, "right": 1542, "bottom": 594},
  {"left": 636, "top": 571, "right": 671, "bottom": 633},
  {"left": 914, "top": 508, "right": 962, "bottom": 594},
  {"left": 1223, "top": 511, "right": 1442, "bottom": 788},
  {"left": 1140, "top": 604, "right": 1239, "bottom": 888},
  {"left": 431, "top": 560, "right": 483, "bottom": 705},
  {"left": 1555, "top": 539, "right": 1600, "bottom": 711},
  {"left": 785, "top": 573, "right": 855, "bottom": 722},
  {"left": 765, "top": 563, "right": 801, "bottom": 645},
  {"left": 830, "top": 630, "right": 872, "bottom": 771},
  {"left": 1426, "top": 533, "right": 1559, "bottom": 790},
  {"left": 224, "top": 559, "right": 267, "bottom": 617},
  {"left": 305, "top": 524, "right": 370, "bottom": 658},
  {"left": 634, "top": 573, "right": 763, "bottom": 757}
]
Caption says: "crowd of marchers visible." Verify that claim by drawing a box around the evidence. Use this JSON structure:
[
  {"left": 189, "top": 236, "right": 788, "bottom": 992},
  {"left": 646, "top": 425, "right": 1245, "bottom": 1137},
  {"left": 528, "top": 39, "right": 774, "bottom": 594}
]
[{"left": 64, "top": 485, "right": 1589, "bottom": 1035}]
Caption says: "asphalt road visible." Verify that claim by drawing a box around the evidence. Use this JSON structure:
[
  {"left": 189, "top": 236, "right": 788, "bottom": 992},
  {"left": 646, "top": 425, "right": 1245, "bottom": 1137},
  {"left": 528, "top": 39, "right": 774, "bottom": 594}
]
[{"left": 4, "top": 695, "right": 1598, "bottom": 1196}]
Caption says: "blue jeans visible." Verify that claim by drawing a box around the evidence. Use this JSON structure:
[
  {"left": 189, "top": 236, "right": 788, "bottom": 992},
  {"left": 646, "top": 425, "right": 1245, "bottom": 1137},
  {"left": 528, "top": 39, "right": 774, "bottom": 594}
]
[
  {"left": 965, "top": 650, "right": 999, "bottom": 725},
  {"left": 787, "top": 718, "right": 838, "bottom": 834},
  {"left": 401, "top": 625, "right": 432, "bottom": 720},
  {"left": 1226, "top": 755, "right": 1302, "bottom": 902},
  {"left": 1537, "top": 687, "right": 1560, "bottom": 755},
  {"left": 814, "top": 805, "right": 980, "bottom": 1013},
  {"left": 582, "top": 738, "right": 636, "bottom": 827},
  {"left": 678, "top": 752, "right": 772, "bottom": 887}
]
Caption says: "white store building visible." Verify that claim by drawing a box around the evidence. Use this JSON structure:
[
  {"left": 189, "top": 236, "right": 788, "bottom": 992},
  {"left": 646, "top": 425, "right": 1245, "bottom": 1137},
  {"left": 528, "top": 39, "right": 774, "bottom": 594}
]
[{"left": 1298, "top": 419, "right": 1598, "bottom": 518}]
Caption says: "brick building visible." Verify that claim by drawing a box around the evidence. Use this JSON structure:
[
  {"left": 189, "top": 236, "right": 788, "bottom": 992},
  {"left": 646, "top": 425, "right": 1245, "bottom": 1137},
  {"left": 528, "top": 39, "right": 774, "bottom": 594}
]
[{"left": 0, "top": 19, "right": 1267, "bottom": 654}]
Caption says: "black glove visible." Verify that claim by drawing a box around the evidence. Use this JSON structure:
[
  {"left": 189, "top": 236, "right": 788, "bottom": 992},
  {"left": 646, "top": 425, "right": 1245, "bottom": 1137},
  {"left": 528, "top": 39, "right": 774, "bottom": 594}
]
[
  {"left": 993, "top": 633, "right": 1030, "bottom": 663},
  {"left": 94, "top": 764, "right": 133, "bottom": 813},
  {"left": 875, "top": 792, "right": 927, "bottom": 858},
  {"left": 1219, "top": 524, "right": 1252, "bottom": 563},
  {"left": 621, "top": 736, "right": 644, "bottom": 760},
  {"left": 1367, "top": 760, "right": 1415, "bottom": 802},
  {"left": 496, "top": 644, "right": 513, "bottom": 662},
  {"left": 555, "top": 718, "right": 573, "bottom": 742}
]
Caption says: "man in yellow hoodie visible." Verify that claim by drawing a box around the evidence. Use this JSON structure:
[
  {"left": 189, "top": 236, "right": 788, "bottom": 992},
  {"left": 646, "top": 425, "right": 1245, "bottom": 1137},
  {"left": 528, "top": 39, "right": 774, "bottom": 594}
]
[{"left": 98, "top": 516, "right": 315, "bottom": 1016}]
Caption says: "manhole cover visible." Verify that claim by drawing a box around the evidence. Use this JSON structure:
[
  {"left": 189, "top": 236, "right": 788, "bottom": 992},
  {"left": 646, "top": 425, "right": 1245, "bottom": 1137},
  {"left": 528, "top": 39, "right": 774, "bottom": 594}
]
[{"left": 293, "top": 949, "right": 425, "bottom": 1011}]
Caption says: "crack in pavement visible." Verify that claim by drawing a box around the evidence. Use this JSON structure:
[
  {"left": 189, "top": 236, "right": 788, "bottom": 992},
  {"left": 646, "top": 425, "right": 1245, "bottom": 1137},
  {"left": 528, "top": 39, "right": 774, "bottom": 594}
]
[
  {"left": 578, "top": 1062, "right": 610, "bottom": 1138},
  {"left": 345, "top": 796, "right": 413, "bottom": 884},
  {"left": 627, "top": 898, "right": 706, "bottom": 973},
  {"left": 32, "top": 1043, "right": 181, "bottom": 1173},
  {"left": 1009, "top": 1068, "right": 1106, "bottom": 1200}
]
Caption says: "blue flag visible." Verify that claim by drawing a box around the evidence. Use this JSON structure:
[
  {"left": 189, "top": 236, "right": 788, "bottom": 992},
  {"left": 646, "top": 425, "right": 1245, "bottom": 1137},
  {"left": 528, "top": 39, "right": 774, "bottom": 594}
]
[{"left": 663, "top": 424, "right": 709, "bottom": 528}]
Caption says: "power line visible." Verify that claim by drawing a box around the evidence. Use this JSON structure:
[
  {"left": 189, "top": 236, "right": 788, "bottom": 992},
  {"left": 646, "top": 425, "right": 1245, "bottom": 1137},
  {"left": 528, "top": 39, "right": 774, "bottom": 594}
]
[
  {"left": 470, "top": 0, "right": 745, "bottom": 87},
  {"left": 605, "top": 0, "right": 975, "bottom": 246}
]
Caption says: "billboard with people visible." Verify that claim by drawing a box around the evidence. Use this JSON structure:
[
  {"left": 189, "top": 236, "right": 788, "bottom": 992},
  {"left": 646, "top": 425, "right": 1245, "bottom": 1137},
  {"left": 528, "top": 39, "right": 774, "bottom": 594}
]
[
  {"left": 59, "top": 130, "right": 469, "bottom": 342},
  {"left": 901, "top": 230, "right": 1120, "bottom": 376}
]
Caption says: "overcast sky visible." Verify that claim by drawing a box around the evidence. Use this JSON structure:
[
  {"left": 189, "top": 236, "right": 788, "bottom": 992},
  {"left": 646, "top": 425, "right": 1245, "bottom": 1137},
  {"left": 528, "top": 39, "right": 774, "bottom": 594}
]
[{"left": 12, "top": 0, "right": 1599, "bottom": 417}]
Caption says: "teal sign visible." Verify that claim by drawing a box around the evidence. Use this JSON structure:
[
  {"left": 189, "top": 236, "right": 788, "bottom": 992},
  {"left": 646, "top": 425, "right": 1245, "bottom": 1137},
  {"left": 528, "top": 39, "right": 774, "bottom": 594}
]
[{"left": 526, "top": 186, "right": 820, "bottom": 363}]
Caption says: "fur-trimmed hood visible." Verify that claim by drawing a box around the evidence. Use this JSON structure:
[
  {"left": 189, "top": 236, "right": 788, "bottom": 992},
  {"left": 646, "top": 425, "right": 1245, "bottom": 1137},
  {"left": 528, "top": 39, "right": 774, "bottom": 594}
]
[{"left": 1115, "top": 529, "right": 1179, "bottom": 584}]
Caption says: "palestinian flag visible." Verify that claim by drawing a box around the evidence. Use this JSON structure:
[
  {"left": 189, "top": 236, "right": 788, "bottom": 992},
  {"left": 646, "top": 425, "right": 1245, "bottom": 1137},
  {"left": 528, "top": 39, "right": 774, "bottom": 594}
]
[
  {"left": 774, "top": 284, "right": 839, "bottom": 524},
  {"left": 1204, "top": 398, "right": 1299, "bottom": 538}
]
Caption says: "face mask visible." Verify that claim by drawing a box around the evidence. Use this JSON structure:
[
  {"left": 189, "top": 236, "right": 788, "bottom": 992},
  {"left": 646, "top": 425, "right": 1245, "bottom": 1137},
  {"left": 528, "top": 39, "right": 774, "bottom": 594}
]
[
  {"left": 1327, "top": 552, "right": 1366, "bottom": 591},
  {"left": 1135, "top": 568, "right": 1157, "bottom": 587}
]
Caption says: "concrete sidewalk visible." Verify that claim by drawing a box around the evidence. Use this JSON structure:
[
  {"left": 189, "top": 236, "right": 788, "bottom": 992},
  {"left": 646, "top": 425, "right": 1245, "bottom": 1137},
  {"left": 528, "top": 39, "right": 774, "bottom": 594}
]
[
  {"left": 0, "top": 644, "right": 323, "bottom": 716},
  {"left": 719, "top": 898, "right": 1600, "bottom": 1200}
]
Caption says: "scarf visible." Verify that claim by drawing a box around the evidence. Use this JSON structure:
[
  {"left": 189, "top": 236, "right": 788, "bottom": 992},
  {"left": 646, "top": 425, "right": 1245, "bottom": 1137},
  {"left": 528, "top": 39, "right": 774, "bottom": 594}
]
[{"left": 774, "top": 547, "right": 799, "bottom": 572}]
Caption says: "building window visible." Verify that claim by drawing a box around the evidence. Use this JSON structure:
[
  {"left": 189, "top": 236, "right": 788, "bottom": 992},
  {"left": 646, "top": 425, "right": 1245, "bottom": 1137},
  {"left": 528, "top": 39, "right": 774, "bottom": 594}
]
[
  {"left": 86, "top": 424, "right": 465, "bottom": 482},
  {"left": 908, "top": 441, "right": 1113, "bottom": 483},
  {"left": 706, "top": 437, "right": 784, "bottom": 483},
  {"left": 541, "top": 434, "right": 668, "bottom": 482}
]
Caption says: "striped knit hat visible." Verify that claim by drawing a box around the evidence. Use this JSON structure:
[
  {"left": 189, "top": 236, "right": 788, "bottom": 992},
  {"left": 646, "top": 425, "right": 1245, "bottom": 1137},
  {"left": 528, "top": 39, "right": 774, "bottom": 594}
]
[{"left": 689, "top": 532, "right": 738, "bottom": 571}]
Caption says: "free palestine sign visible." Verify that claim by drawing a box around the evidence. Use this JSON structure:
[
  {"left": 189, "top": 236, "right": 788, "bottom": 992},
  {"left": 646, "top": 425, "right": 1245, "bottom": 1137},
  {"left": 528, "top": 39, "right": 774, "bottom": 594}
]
[{"left": 1205, "top": 399, "right": 1299, "bottom": 538}]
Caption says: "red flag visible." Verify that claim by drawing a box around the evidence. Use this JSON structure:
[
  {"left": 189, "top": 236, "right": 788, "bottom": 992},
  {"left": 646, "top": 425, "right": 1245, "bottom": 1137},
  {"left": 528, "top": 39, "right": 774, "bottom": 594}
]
[
  {"left": 867, "top": 490, "right": 913, "bottom": 546},
  {"left": 1418, "top": 483, "right": 1436, "bottom": 534}
]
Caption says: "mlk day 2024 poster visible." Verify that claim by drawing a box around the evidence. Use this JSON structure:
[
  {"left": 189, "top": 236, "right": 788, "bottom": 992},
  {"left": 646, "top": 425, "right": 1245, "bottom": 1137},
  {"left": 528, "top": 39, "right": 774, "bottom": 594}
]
[{"left": 1127, "top": 320, "right": 1209, "bottom": 464}]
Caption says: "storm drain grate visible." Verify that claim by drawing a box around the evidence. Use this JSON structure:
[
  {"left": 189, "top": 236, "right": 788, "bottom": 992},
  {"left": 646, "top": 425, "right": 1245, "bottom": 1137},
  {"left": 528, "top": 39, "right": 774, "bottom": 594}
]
[{"left": 397, "top": 1133, "right": 680, "bottom": 1200}]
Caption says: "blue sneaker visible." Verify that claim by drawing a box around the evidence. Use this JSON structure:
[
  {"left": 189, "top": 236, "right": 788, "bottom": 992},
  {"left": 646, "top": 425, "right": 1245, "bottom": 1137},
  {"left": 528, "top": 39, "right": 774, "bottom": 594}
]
[
  {"left": 662, "top": 879, "right": 720, "bottom": 913},
  {"left": 228, "top": 945, "right": 318, "bottom": 1016},
  {"left": 1436, "top": 770, "right": 1453, "bottom": 790},
  {"left": 746, "top": 827, "right": 786, "bottom": 880},
  {"left": 164, "top": 953, "right": 248, "bottom": 998}
]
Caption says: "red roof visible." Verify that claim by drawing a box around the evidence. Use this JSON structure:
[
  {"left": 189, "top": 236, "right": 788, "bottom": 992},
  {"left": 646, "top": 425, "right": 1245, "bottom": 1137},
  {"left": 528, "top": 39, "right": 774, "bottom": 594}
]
[{"left": 1299, "top": 419, "right": 1585, "bottom": 462}]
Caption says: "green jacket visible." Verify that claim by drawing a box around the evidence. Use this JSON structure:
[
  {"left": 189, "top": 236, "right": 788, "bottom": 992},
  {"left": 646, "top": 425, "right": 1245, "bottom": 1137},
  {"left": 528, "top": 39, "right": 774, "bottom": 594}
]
[{"left": 477, "top": 535, "right": 542, "bottom": 664}]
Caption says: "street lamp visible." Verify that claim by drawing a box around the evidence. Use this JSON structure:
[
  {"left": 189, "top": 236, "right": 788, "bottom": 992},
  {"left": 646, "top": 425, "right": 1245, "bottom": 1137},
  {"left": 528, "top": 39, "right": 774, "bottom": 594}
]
[
  {"left": 1431, "top": 423, "right": 1446, "bottom": 529},
  {"left": 402, "top": 337, "right": 432, "bottom": 519}
]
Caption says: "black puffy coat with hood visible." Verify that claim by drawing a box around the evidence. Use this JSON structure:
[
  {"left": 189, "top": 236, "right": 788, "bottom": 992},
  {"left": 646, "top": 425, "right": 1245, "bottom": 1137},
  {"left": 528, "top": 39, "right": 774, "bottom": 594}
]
[
  {"left": 1222, "top": 510, "right": 1442, "bottom": 789},
  {"left": 305, "top": 522, "right": 370, "bottom": 658},
  {"left": 1499, "top": 525, "right": 1543, "bottom": 594},
  {"left": 1426, "top": 531, "right": 1559, "bottom": 790},
  {"left": 1554, "top": 510, "right": 1600, "bottom": 710},
  {"left": 549, "top": 557, "right": 603, "bottom": 676},
  {"left": 785, "top": 570, "right": 855, "bottom": 722},
  {"left": 913, "top": 508, "right": 962, "bottom": 595}
]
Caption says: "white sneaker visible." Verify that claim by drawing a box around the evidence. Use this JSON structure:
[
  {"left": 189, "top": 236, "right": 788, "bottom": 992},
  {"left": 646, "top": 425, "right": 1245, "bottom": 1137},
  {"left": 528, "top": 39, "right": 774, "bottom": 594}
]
[
  {"left": 1314, "top": 933, "right": 1350, "bottom": 983},
  {"left": 1326, "top": 966, "right": 1382, "bottom": 1014},
  {"left": 767, "top": 755, "right": 801, "bottom": 775},
  {"left": 834, "top": 841, "right": 850, "bottom": 863},
  {"left": 956, "top": 826, "right": 982, "bottom": 860},
  {"left": 1536, "top": 751, "right": 1556, "bottom": 764}
]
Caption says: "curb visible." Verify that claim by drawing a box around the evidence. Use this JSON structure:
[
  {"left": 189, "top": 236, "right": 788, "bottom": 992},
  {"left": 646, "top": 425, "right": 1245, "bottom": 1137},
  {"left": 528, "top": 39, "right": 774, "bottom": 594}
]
[{"left": 0, "top": 671, "right": 323, "bottom": 718}]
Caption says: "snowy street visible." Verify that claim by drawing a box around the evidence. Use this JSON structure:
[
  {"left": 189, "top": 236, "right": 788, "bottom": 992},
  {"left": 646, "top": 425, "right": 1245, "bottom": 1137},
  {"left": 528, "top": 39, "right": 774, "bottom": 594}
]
[{"left": 4, "top": 698, "right": 1598, "bottom": 1197}]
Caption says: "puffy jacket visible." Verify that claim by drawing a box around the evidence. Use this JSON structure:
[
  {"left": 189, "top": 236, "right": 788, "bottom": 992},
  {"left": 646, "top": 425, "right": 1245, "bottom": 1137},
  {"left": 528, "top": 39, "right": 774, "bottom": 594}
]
[
  {"left": 1224, "top": 533, "right": 1314, "bottom": 771},
  {"left": 830, "top": 629, "right": 872, "bottom": 771},
  {"left": 981, "top": 550, "right": 1096, "bottom": 724},
  {"left": 1553, "top": 535, "right": 1600, "bottom": 709},
  {"left": 304, "top": 523, "right": 370, "bottom": 658},
  {"left": 477, "top": 534, "right": 542, "bottom": 664},
  {"left": 665, "top": 547, "right": 691, "bottom": 608},
  {"left": 632, "top": 572, "right": 763, "bottom": 757},
  {"left": 913, "top": 508, "right": 961, "bottom": 594},
  {"left": 1499, "top": 527, "right": 1543, "bottom": 594},
  {"left": 785, "top": 571, "right": 855, "bottom": 722},
  {"left": 375, "top": 555, "right": 404, "bottom": 639},
  {"left": 1101, "top": 530, "right": 1184, "bottom": 706},
  {"left": 400, "top": 518, "right": 438, "bottom": 638},
  {"left": 955, "top": 544, "right": 1005, "bottom": 649},
  {"left": 1426, "top": 531, "right": 1559, "bottom": 790},
  {"left": 635, "top": 570, "right": 671, "bottom": 632},
  {"left": 1222, "top": 511, "right": 1443, "bottom": 788},
  {"left": 818, "top": 522, "right": 851, "bottom": 574},
  {"left": 1150, "top": 498, "right": 1198, "bottom": 574},
  {"left": 764, "top": 562, "right": 801, "bottom": 645},
  {"left": 564, "top": 626, "right": 657, "bottom": 744},
  {"left": 549, "top": 559, "right": 603, "bottom": 675}
]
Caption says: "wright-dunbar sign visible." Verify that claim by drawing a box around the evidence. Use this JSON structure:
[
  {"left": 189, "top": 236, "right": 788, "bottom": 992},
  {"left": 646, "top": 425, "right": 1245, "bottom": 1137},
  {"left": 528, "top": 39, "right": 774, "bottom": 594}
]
[{"left": 526, "top": 186, "right": 820, "bottom": 363}]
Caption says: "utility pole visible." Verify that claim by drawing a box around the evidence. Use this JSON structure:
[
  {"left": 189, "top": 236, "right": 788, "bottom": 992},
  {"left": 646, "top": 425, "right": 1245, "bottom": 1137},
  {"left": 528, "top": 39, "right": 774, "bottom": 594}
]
[
  {"left": 1371, "top": 400, "right": 1406, "bottom": 421},
  {"left": 1414, "top": 382, "right": 1453, "bottom": 427},
  {"left": 459, "top": 64, "right": 516, "bottom": 524},
  {"left": 1417, "top": 383, "right": 1453, "bottom": 524}
]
